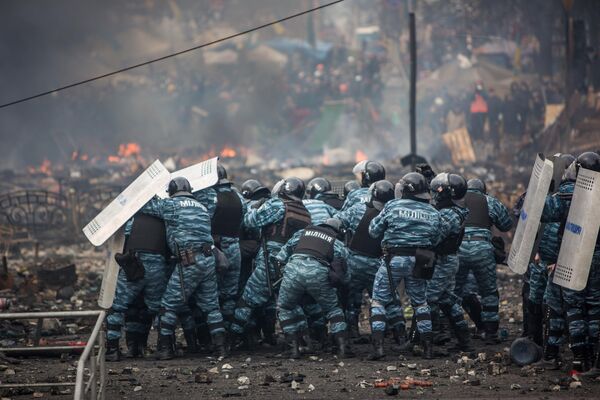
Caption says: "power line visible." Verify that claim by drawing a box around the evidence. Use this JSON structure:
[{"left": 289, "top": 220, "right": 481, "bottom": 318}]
[{"left": 0, "top": 0, "right": 344, "bottom": 110}]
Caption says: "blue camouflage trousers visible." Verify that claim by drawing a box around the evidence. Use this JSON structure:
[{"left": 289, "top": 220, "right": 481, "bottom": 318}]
[
  {"left": 346, "top": 251, "right": 382, "bottom": 323},
  {"left": 543, "top": 270, "right": 567, "bottom": 349},
  {"left": 159, "top": 253, "right": 224, "bottom": 336},
  {"left": 371, "top": 256, "right": 430, "bottom": 336},
  {"left": 107, "top": 253, "right": 168, "bottom": 340},
  {"left": 529, "top": 262, "right": 548, "bottom": 305},
  {"left": 277, "top": 256, "right": 347, "bottom": 336},
  {"left": 560, "top": 256, "right": 600, "bottom": 352},
  {"left": 427, "top": 254, "right": 468, "bottom": 330},
  {"left": 455, "top": 240, "right": 499, "bottom": 323},
  {"left": 217, "top": 237, "right": 241, "bottom": 327},
  {"left": 231, "top": 242, "right": 294, "bottom": 334}
]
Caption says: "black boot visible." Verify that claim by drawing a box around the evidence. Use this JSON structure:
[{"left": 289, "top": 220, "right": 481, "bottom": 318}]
[
  {"left": 462, "top": 294, "right": 484, "bottom": 334},
  {"left": 196, "top": 322, "right": 211, "bottom": 353},
  {"left": 124, "top": 331, "right": 145, "bottom": 358},
  {"left": 300, "top": 329, "right": 315, "bottom": 354},
  {"left": 155, "top": 334, "right": 175, "bottom": 360},
  {"left": 571, "top": 345, "right": 587, "bottom": 374},
  {"left": 347, "top": 312, "right": 360, "bottom": 338},
  {"left": 284, "top": 332, "right": 300, "bottom": 359},
  {"left": 421, "top": 333, "right": 434, "bottom": 360},
  {"left": 334, "top": 332, "right": 355, "bottom": 358},
  {"left": 533, "top": 343, "right": 561, "bottom": 370},
  {"left": 309, "top": 325, "right": 328, "bottom": 351},
  {"left": 392, "top": 325, "right": 407, "bottom": 347},
  {"left": 527, "top": 301, "right": 544, "bottom": 346},
  {"left": 581, "top": 347, "right": 600, "bottom": 379},
  {"left": 451, "top": 323, "right": 474, "bottom": 352},
  {"left": 367, "top": 332, "right": 385, "bottom": 361},
  {"left": 183, "top": 329, "right": 199, "bottom": 354},
  {"left": 396, "top": 315, "right": 418, "bottom": 353},
  {"left": 212, "top": 332, "right": 228, "bottom": 358},
  {"left": 261, "top": 312, "right": 278, "bottom": 346},
  {"left": 484, "top": 321, "right": 500, "bottom": 345},
  {"left": 105, "top": 338, "right": 121, "bottom": 362}
]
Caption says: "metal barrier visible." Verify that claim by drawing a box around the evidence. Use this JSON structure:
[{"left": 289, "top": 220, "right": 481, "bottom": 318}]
[{"left": 0, "top": 310, "right": 106, "bottom": 400}]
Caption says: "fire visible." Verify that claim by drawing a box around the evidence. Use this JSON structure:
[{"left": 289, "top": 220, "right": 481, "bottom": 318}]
[
  {"left": 355, "top": 150, "right": 368, "bottom": 162},
  {"left": 220, "top": 146, "right": 237, "bottom": 158},
  {"left": 322, "top": 154, "right": 330, "bottom": 166},
  {"left": 107, "top": 155, "right": 121, "bottom": 164},
  {"left": 28, "top": 159, "right": 52, "bottom": 175},
  {"left": 118, "top": 142, "right": 141, "bottom": 157}
]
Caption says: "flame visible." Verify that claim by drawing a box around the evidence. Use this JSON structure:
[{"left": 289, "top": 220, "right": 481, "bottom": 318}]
[
  {"left": 355, "top": 150, "right": 368, "bottom": 162},
  {"left": 118, "top": 142, "right": 141, "bottom": 157},
  {"left": 322, "top": 154, "right": 330, "bottom": 166},
  {"left": 107, "top": 155, "right": 121, "bottom": 163},
  {"left": 28, "top": 159, "right": 52, "bottom": 175},
  {"left": 220, "top": 146, "right": 237, "bottom": 158}
]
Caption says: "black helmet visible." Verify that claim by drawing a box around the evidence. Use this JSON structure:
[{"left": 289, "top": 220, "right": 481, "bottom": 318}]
[
  {"left": 275, "top": 177, "right": 305, "bottom": 201},
  {"left": 167, "top": 177, "right": 193, "bottom": 197},
  {"left": 307, "top": 177, "right": 332, "bottom": 199},
  {"left": 416, "top": 163, "right": 436, "bottom": 184},
  {"left": 217, "top": 164, "right": 230, "bottom": 185},
  {"left": 431, "top": 173, "right": 467, "bottom": 205},
  {"left": 241, "top": 179, "right": 270, "bottom": 200},
  {"left": 319, "top": 218, "right": 342, "bottom": 234},
  {"left": 563, "top": 151, "right": 600, "bottom": 182},
  {"left": 550, "top": 153, "right": 575, "bottom": 190},
  {"left": 467, "top": 178, "right": 487, "bottom": 194},
  {"left": 397, "top": 172, "right": 431, "bottom": 200},
  {"left": 369, "top": 180, "right": 395, "bottom": 210},
  {"left": 344, "top": 180, "right": 360, "bottom": 197},
  {"left": 353, "top": 160, "right": 386, "bottom": 187}
]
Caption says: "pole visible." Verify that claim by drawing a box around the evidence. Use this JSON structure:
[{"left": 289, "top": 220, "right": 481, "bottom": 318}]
[{"left": 409, "top": 11, "right": 417, "bottom": 170}]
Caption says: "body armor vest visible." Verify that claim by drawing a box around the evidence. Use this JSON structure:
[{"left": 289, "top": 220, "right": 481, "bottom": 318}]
[
  {"left": 267, "top": 200, "right": 311, "bottom": 243},
  {"left": 321, "top": 195, "right": 344, "bottom": 210},
  {"left": 348, "top": 206, "right": 383, "bottom": 257},
  {"left": 434, "top": 207, "right": 465, "bottom": 255},
  {"left": 294, "top": 225, "right": 336, "bottom": 263},
  {"left": 211, "top": 189, "right": 243, "bottom": 237},
  {"left": 124, "top": 214, "right": 168, "bottom": 256},
  {"left": 464, "top": 192, "right": 492, "bottom": 229}
]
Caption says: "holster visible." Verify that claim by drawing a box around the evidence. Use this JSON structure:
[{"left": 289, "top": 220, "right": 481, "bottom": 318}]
[
  {"left": 115, "top": 251, "right": 145, "bottom": 282},
  {"left": 412, "top": 248, "right": 435, "bottom": 280},
  {"left": 177, "top": 244, "right": 212, "bottom": 267},
  {"left": 328, "top": 258, "right": 347, "bottom": 288}
]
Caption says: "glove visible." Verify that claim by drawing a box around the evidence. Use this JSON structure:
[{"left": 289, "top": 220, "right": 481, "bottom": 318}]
[{"left": 212, "top": 247, "right": 231, "bottom": 275}]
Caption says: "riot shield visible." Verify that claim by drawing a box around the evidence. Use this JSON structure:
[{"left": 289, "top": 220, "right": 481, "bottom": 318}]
[
  {"left": 83, "top": 160, "right": 170, "bottom": 246},
  {"left": 97, "top": 229, "right": 125, "bottom": 309},
  {"left": 553, "top": 167, "right": 600, "bottom": 291},
  {"left": 157, "top": 157, "right": 219, "bottom": 198},
  {"left": 507, "top": 154, "right": 554, "bottom": 274}
]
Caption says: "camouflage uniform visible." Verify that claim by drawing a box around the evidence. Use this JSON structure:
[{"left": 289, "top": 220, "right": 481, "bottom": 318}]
[
  {"left": 336, "top": 202, "right": 395, "bottom": 333},
  {"left": 231, "top": 197, "right": 307, "bottom": 335},
  {"left": 369, "top": 199, "right": 450, "bottom": 339},
  {"left": 340, "top": 187, "right": 369, "bottom": 212},
  {"left": 141, "top": 195, "right": 225, "bottom": 337},
  {"left": 106, "top": 217, "right": 168, "bottom": 341},
  {"left": 427, "top": 205, "right": 470, "bottom": 341},
  {"left": 194, "top": 185, "right": 247, "bottom": 327},
  {"left": 454, "top": 190, "right": 512, "bottom": 334},
  {"left": 541, "top": 181, "right": 600, "bottom": 369},
  {"left": 275, "top": 229, "right": 349, "bottom": 336}
]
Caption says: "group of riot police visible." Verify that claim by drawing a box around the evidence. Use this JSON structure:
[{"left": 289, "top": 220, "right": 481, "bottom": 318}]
[{"left": 103, "top": 151, "right": 600, "bottom": 378}]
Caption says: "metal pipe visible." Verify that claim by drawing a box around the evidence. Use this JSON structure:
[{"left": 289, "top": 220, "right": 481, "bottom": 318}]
[
  {"left": 0, "top": 310, "right": 102, "bottom": 320},
  {"left": 74, "top": 311, "right": 105, "bottom": 400},
  {"left": 409, "top": 11, "right": 417, "bottom": 170}
]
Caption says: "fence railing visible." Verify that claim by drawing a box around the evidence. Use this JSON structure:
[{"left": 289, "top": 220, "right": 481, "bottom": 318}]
[{"left": 0, "top": 310, "right": 106, "bottom": 400}]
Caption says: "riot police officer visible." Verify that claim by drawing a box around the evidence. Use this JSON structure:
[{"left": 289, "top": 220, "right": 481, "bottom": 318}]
[
  {"left": 368, "top": 172, "right": 451, "bottom": 360},
  {"left": 337, "top": 180, "right": 396, "bottom": 339},
  {"left": 303, "top": 177, "right": 337, "bottom": 224},
  {"left": 141, "top": 177, "right": 226, "bottom": 359},
  {"left": 105, "top": 212, "right": 170, "bottom": 361},
  {"left": 275, "top": 218, "right": 351, "bottom": 358},
  {"left": 427, "top": 173, "right": 473, "bottom": 352},
  {"left": 454, "top": 178, "right": 512, "bottom": 344},
  {"left": 230, "top": 177, "right": 312, "bottom": 339},
  {"left": 540, "top": 152, "right": 600, "bottom": 375},
  {"left": 307, "top": 177, "right": 344, "bottom": 210},
  {"left": 341, "top": 160, "right": 386, "bottom": 211}
]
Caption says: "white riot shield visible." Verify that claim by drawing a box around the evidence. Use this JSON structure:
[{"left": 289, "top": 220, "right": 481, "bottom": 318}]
[
  {"left": 83, "top": 160, "right": 170, "bottom": 246},
  {"left": 553, "top": 168, "right": 600, "bottom": 291},
  {"left": 507, "top": 154, "right": 554, "bottom": 274},
  {"left": 97, "top": 230, "right": 125, "bottom": 309},
  {"left": 157, "top": 157, "right": 219, "bottom": 198}
]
